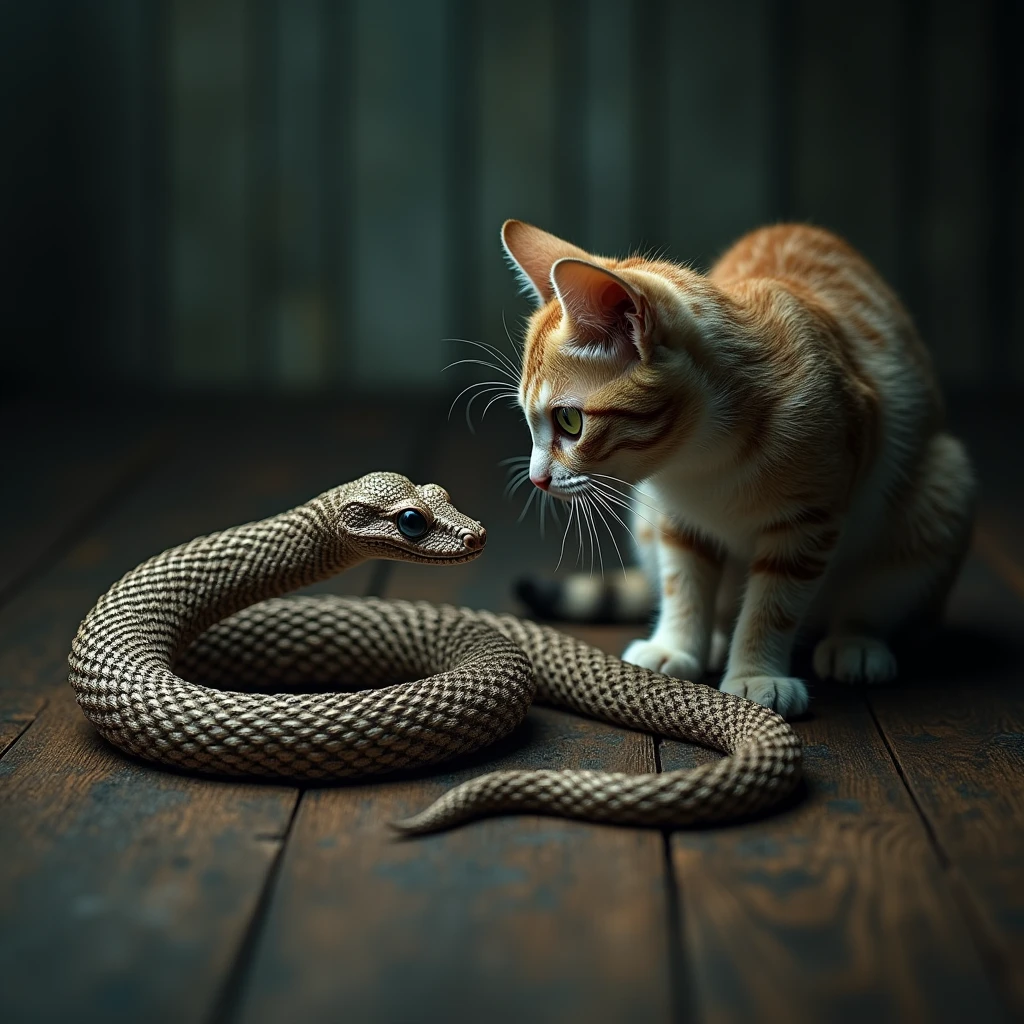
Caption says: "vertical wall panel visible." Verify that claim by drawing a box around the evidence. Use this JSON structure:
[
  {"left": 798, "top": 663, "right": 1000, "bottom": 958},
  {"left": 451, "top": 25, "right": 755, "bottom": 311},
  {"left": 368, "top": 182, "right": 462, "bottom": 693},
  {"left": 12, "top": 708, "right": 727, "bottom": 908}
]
[
  {"left": 477, "top": 0, "right": 558, "bottom": 346},
  {"left": 665, "top": 0, "right": 774, "bottom": 270},
  {"left": 274, "top": 0, "right": 328, "bottom": 388},
  {"left": 585, "top": 0, "right": 636, "bottom": 259},
  {"left": 4, "top": 0, "right": 1021, "bottom": 394},
  {"left": 168, "top": 0, "right": 249, "bottom": 387},
  {"left": 791, "top": 1, "right": 902, "bottom": 287},
  {"left": 350, "top": 0, "right": 447, "bottom": 389},
  {"left": 923, "top": 0, "right": 990, "bottom": 383}
]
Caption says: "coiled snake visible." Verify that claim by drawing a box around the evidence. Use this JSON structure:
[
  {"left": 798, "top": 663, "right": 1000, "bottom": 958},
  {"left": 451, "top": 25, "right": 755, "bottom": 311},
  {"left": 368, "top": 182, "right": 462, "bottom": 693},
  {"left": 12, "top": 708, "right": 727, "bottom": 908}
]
[{"left": 69, "top": 472, "right": 802, "bottom": 833}]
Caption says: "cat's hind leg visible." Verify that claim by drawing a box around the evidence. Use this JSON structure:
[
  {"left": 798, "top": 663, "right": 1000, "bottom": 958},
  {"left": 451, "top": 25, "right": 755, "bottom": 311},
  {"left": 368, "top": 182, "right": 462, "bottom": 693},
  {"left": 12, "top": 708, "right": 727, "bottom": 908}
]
[{"left": 814, "top": 432, "right": 975, "bottom": 684}]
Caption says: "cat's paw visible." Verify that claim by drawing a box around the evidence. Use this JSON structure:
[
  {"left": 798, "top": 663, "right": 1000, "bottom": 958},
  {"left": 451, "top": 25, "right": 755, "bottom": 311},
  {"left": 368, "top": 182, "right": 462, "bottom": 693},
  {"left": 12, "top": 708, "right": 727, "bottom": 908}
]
[
  {"left": 813, "top": 635, "right": 897, "bottom": 684},
  {"left": 720, "top": 675, "right": 809, "bottom": 718},
  {"left": 622, "top": 639, "right": 703, "bottom": 681}
]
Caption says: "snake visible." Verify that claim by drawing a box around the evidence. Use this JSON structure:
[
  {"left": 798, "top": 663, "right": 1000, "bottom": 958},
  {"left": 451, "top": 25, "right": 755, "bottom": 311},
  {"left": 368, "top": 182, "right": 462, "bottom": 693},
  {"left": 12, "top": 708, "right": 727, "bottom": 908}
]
[{"left": 68, "top": 472, "right": 802, "bottom": 834}]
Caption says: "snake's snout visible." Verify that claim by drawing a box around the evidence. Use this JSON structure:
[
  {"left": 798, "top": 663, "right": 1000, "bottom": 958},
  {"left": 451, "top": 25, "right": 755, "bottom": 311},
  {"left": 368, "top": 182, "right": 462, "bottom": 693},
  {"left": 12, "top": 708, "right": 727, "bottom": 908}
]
[{"left": 461, "top": 527, "right": 486, "bottom": 551}]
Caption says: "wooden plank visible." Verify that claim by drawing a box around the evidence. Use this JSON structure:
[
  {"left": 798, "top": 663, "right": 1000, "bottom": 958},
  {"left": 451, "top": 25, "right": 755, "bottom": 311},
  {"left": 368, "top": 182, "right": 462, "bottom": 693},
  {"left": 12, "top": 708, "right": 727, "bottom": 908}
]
[
  {"left": 659, "top": 400, "right": 1016, "bottom": 1024},
  {"left": 866, "top": 553, "right": 1024, "bottom": 1016},
  {"left": 235, "top": 411, "right": 676, "bottom": 1023},
  {"left": 0, "top": 397, "right": 161, "bottom": 610},
  {"left": 664, "top": 670, "right": 1007, "bottom": 1023},
  {"left": 864, "top": 404, "right": 1024, "bottom": 1014},
  {"left": 0, "top": 402, "right": 422, "bottom": 1022}
]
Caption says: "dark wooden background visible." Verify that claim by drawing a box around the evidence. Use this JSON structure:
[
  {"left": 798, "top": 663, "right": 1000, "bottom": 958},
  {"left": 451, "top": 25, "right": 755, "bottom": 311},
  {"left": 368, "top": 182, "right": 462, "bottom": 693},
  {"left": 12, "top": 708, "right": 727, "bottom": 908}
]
[{"left": 2, "top": 0, "right": 1022, "bottom": 396}]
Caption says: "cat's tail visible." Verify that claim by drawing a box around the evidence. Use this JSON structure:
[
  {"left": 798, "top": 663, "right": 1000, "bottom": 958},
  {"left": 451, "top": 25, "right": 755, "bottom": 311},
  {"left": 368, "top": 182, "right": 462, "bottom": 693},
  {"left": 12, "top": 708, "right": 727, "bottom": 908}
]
[{"left": 515, "top": 567, "right": 654, "bottom": 624}]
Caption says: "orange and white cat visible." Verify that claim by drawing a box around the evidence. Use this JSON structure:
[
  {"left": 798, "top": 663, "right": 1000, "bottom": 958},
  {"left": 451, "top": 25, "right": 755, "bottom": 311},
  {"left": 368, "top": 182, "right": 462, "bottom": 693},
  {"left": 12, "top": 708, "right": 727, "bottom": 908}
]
[{"left": 504, "top": 219, "right": 975, "bottom": 717}]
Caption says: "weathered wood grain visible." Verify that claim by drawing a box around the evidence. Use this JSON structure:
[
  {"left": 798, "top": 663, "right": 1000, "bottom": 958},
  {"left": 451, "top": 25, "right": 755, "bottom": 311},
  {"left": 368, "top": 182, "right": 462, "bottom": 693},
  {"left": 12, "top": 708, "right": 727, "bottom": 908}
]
[
  {"left": 234, "top": 411, "right": 675, "bottom": 1024},
  {"left": 0, "top": 403, "right": 421, "bottom": 1023},
  {"left": 865, "top": 400, "right": 1024, "bottom": 1017},
  {"left": 866, "top": 555, "right": 1024, "bottom": 1015},
  {"left": 0, "top": 398, "right": 161, "bottom": 616},
  {"left": 663, "top": 671, "right": 1007, "bottom": 1023}
]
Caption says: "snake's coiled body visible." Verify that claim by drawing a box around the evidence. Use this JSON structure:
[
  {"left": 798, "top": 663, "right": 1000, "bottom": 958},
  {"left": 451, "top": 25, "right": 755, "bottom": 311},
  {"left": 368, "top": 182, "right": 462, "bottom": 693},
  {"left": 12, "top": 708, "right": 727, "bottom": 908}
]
[{"left": 69, "top": 474, "right": 802, "bottom": 833}]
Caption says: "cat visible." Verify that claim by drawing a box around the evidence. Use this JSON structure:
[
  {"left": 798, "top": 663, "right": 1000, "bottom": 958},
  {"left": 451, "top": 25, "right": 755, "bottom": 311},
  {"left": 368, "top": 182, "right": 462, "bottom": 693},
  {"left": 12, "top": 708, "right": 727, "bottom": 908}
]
[{"left": 503, "top": 219, "right": 975, "bottom": 717}]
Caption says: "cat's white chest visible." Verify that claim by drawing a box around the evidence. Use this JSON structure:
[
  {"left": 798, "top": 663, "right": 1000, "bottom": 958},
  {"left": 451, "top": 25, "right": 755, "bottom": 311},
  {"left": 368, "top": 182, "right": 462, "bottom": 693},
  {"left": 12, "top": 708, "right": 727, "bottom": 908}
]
[{"left": 644, "top": 471, "right": 756, "bottom": 557}]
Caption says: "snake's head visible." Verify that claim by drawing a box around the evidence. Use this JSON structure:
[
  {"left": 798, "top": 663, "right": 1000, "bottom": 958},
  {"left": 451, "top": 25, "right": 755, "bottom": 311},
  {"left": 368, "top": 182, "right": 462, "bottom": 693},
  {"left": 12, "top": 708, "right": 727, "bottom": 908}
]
[{"left": 338, "top": 472, "right": 487, "bottom": 564}]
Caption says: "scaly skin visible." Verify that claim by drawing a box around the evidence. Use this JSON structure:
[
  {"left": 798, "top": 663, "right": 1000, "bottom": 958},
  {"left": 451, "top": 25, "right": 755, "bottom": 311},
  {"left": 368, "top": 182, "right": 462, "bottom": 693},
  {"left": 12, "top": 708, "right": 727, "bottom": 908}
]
[{"left": 68, "top": 472, "right": 802, "bottom": 834}]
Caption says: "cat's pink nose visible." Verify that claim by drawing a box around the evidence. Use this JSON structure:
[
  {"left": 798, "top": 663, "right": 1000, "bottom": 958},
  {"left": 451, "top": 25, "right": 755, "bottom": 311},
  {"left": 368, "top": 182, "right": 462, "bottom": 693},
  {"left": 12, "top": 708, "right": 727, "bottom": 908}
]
[{"left": 531, "top": 474, "right": 551, "bottom": 491}]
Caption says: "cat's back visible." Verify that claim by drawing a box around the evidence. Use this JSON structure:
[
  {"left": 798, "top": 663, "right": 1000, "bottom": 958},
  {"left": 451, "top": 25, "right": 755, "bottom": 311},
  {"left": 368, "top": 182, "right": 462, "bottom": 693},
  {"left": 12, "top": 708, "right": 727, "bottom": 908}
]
[
  {"left": 709, "top": 222, "right": 883, "bottom": 298},
  {"left": 709, "top": 223, "right": 940, "bottom": 414}
]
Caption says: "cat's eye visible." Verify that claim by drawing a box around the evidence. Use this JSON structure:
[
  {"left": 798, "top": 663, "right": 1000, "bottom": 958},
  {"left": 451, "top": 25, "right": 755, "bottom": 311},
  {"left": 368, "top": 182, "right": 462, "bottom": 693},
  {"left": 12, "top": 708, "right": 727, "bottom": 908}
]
[
  {"left": 554, "top": 407, "right": 583, "bottom": 437},
  {"left": 397, "top": 508, "right": 430, "bottom": 539}
]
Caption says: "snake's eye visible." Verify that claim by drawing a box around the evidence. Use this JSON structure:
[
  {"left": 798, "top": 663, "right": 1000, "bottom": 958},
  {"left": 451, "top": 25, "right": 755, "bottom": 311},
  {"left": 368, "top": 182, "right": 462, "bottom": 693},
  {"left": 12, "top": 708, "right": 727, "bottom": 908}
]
[
  {"left": 554, "top": 407, "right": 583, "bottom": 437},
  {"left": 397, "top": 508, "right": 430, "bottom": 540}
]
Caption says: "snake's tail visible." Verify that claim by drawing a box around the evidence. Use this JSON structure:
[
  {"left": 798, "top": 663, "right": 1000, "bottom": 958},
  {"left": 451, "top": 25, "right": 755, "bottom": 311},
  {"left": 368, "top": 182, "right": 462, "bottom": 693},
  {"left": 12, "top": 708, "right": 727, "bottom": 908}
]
[{"left": 391, "top": 733, "right": 803, "bottom": 835}]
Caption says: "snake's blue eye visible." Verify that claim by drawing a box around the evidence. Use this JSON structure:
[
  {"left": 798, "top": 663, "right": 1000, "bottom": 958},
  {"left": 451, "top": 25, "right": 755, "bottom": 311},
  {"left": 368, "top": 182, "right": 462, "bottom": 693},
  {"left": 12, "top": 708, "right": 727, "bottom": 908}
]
[{"left": 398, "top": 509, "right": 429, "bottom": 540}]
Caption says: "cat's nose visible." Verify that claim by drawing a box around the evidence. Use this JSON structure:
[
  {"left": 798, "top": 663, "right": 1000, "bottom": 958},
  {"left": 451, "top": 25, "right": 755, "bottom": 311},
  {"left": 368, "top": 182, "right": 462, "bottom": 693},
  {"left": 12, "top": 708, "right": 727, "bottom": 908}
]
[{"left": 531, "top": 474, "right": 551, "bottom": 491}]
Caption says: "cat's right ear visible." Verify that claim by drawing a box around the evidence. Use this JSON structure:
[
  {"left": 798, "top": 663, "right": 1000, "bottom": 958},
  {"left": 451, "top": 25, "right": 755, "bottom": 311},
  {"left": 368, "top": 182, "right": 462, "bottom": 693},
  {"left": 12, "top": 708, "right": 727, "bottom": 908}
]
[{"left": 501, "top": 220, "right": 592, "bottom": 306}]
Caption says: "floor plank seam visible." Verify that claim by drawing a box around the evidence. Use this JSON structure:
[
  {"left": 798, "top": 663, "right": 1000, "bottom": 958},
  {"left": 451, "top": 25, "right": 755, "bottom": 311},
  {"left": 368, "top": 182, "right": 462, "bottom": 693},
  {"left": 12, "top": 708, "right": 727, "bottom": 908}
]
[
  {"left": 655, "top": 738, "right": 692, "bottom": 1024},
  {"left": 864, "top": 695, "right": 1019, "bottom": 1014},
  {"left": 206, "top": 791, "right": 304, "bottom": 1024},
  {"left": 865, "top": 695, "right": 951, "bottom": 864},
  {"left": 0, "top": 700, "right": 48, "bottom": 761},
  {"left": 0, "top": 442, "right": 164, "bottom": 614}
]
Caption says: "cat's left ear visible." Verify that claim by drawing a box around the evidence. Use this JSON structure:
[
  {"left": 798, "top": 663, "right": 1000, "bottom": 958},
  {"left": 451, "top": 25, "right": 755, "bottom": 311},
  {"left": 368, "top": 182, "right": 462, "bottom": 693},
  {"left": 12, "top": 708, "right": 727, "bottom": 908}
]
[{"left": 551, "top": 258, "right": 654, "bottom": 363}]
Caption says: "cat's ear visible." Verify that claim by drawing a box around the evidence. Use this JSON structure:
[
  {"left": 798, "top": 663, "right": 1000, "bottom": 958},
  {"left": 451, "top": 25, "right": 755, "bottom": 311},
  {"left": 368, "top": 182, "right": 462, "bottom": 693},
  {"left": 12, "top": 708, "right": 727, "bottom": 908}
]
[
  {"left": 551, "top": 258, "right": 653, "bottom": 363},
  {"left": 501, "top": 220, "right": 593, "bottom": 305}
]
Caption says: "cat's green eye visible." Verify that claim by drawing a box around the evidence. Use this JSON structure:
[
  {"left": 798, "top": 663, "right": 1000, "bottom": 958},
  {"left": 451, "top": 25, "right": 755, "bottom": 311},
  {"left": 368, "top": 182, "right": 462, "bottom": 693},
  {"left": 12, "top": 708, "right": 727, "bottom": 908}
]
[{"left": 554, "top": 407, "right": 584, "bottom": 437}]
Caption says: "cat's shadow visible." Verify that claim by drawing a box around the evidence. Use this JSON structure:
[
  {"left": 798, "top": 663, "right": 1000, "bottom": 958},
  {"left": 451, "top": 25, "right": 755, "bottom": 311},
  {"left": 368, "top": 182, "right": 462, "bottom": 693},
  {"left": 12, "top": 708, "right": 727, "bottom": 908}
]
[{"left": 791, "top": 622, "right": 1020, "bottom": 691}]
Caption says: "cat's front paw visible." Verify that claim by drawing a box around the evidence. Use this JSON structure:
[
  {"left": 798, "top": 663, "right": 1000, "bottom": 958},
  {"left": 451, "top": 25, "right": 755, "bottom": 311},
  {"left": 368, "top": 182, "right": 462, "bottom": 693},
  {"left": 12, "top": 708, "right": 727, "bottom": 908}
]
[
  {"left": 622, "top": 639, "right": 703, "bottom": 681},
  {"left": 720, "top": 675, "right": 809, "bottom": 718},
  {"left": 813, "top": 635, "right": 897, "bottom": 684}
]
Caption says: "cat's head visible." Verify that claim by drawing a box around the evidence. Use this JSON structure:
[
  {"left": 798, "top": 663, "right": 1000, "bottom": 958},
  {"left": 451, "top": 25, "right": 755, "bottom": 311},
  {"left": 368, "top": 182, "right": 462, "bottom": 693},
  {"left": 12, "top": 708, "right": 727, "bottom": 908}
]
[{"left": 503, "top": 220, "right": 710, "bottom": 500}]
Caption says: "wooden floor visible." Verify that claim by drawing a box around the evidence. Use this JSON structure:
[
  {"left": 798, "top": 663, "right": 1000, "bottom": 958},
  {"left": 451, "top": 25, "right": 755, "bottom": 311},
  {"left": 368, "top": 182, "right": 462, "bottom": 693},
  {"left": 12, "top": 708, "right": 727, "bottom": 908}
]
[{"left": 1, "top": 394, "right": 1023, "bottom": 1024}]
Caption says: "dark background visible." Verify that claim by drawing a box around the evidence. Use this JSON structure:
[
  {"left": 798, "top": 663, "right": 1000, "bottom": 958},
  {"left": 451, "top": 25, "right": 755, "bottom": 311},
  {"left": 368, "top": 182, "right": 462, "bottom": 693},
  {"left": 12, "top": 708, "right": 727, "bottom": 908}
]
[{"left": 2, "top": 0, "right": 1021, "bottom": 397}]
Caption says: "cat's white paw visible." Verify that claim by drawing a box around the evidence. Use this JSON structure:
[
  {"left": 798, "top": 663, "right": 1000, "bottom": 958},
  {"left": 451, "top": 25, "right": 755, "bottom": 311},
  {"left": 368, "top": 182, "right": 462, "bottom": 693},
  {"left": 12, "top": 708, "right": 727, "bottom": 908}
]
[
  {"left": 813, "top": 635, "right": 897, "bottom": 684},
  {"left": 708, "top": 629, "right": 730, "bottom": 672},
  {"left": 720, "top": 675, "right": 809, "bottom": 718},
  {"left": 623, "top": 639, "right": 702, "bottom": 680}
]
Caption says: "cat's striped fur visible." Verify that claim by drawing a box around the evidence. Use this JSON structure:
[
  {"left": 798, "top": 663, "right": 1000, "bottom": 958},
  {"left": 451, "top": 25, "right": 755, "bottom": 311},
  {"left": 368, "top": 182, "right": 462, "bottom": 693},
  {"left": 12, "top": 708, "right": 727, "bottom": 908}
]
[{"left": 505, "top": 219, "right": 975, "bottom": 716}]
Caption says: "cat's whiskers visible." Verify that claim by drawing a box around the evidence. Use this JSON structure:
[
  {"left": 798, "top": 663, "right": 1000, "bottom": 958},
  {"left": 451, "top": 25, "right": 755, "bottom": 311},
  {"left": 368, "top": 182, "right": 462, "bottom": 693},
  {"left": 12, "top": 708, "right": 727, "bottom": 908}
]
[
  {"left": 587, "top": 491, "right": 627, "bottom": 578},
  {"left": 587, "top": 478, "right": 661, "bottom": 532},
  {"left": 450, "top": 382, "right": 519, "bottom": 433},
  {"left": 588, "top": 472, "right": 667, "bottom": 519},
  {"left": 479, "top": 389, "right": 521, "bottom": 423},
  {"left": 441, "top": 357, "right": 518, "bottom": 385},
  {"left": 500, "top": 312, "right": 526, "bottom": 374},
  {"left": 504, "top": 469, "right": 531, "bottom": 499},
  {"left": 517, "top": 484, "right": 540, "bottom": 523},
  {"left": 445, "top": 336, "right": 522, "bottom": 381},
  {"left": 588, "top": 487, "right": 642, "bottom": 556},
  {"left": 579, "top": 494, "right": 604, "bottom": 578},
  {"left": 447, "top": 380, "right": 517, "bottom": 422},
  {"left": 555, "top": 499, "right": 577, "bottom": 572}
]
